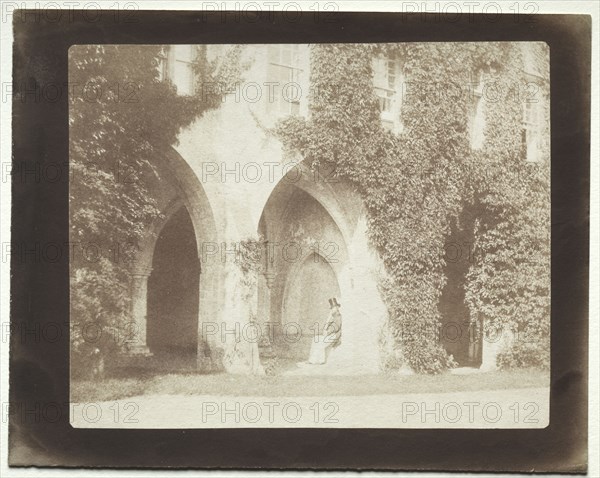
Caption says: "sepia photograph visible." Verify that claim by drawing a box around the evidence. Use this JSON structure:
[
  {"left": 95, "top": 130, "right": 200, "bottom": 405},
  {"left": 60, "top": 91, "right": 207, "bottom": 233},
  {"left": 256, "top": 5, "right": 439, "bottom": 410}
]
[
  {"left": 68, "top": 41, "right": 551, "bottom": 429},
  {"left": 5, "top": 4, "right": 592, "bottom": 473}
]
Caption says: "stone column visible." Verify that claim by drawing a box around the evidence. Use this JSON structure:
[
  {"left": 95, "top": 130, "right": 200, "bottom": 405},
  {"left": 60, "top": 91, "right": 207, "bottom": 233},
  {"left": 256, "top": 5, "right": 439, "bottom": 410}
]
[
  {"left": 254, "top": 249, "right": 276, "bottom": 375},
  {"left": 129, "top": 267, "right": 152, "bottom": 355},
  {"left": 197, "top": 268, "right": 211, "bottom": 370},
  {"left": 480, "top": 324, "right": 514, "bottom": 371},
  {"left": 480, "top": 337, "right": 500, "bottom": 371},
  {"left": 262, "top": 239, "right": 277, "bottom": 339},
  {"left": 329, "top": 212, "right": 387, "bottom": 374},
  {"left": 262, "top": 270, "right": 275, "bottom": 299}
]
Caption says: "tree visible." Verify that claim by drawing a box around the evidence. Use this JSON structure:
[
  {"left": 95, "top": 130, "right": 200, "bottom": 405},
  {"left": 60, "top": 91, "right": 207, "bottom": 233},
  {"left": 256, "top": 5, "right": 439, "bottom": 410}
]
[{"left": 69, "top": 45, "right": 238, "bottom": 377}]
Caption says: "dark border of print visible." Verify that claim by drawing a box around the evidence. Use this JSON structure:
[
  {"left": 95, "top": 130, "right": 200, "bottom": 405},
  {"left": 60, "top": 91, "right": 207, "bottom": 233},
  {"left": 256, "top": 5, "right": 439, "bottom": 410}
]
[{"left": 10, "top": 10, "right": 589, "bottom": 472}]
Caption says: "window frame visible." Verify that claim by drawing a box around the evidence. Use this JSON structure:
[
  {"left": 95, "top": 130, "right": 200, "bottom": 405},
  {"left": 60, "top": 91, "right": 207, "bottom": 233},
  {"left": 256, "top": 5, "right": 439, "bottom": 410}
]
[
  {"left": 161, "top": 45, "right": 197, "bottom": 96},
  {"left": 468, "top": 69, "right": 486, "bottom": 150},
  {"left": 521, "top": 96, "right": 543, "bottom": 162},
  {"left": 520, "top": 70, "right": 547, "bottom": 163},
  {"left": 373, "top": 54, "right": 401, "bottom": 131},
  {"left": 266, "top": 44, "right": 303, "bottom": 116}
]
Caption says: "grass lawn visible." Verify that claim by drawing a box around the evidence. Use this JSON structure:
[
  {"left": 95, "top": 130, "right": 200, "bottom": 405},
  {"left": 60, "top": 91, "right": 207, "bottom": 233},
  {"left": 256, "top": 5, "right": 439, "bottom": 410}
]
[{"left": 71, "top": 368, "right": 549, "bottom": 403}]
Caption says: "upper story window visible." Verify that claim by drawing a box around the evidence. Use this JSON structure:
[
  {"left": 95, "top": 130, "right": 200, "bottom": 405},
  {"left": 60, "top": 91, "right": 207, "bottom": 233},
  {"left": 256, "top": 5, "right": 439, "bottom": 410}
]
[
  {"left": 158, "top": 46, "right": 197, "bottom": 96},
  {"left": 373, "top": 54, "right": 401, "bottom": 132},
  {"left": 519, "top": 43, "right": 548, "bottom": 163},
  {"left": 171, "top": 45, "right": 196, "bottom": 96},
  {"left": 521, "top": 96, "right": 542, "bottom": 162},
  {"left": 468, "top": 70, "right": 486, "bottom": 150},
  {"left": 267, "top": 44, "right": 302, "bottom": 116},
  {"left": 373, "top": 56, "right": 397, "bottom": 111},
  {"left": 157, "top": 48, "right": 168, "bottom": 82}
]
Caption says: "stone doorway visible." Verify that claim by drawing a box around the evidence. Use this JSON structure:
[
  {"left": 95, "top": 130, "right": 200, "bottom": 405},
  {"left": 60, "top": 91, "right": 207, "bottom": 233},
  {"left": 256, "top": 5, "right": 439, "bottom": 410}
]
[{"left": 280, "top": 252, "right": 341, "bottom": 362}]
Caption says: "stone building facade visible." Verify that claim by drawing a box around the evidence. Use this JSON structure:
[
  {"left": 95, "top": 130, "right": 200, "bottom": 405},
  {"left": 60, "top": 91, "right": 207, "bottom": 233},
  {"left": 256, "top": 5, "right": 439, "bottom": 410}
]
[{"left": 126, "top": 43, "right": 548, "bottom": 374}]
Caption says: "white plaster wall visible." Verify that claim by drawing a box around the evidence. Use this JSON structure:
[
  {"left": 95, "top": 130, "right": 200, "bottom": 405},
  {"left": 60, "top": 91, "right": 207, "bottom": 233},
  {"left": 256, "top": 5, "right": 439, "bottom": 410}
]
[{"left": 328, "top": 213, "right": 388, "bottom": 374}]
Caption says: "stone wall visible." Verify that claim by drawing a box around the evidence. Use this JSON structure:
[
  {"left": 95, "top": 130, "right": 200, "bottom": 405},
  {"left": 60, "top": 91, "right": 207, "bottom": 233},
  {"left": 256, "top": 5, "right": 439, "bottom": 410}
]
[{"left": 128, "top": 44, "right": 532, "bottom": 374}]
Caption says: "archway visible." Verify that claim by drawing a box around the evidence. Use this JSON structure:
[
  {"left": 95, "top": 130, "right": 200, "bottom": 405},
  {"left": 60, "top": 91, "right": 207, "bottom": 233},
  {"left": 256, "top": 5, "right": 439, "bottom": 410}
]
[
  {"left": 146, "top": 206, "right": 200, "bottom": 369},
  {"left": 281, "top": 252, "right": 341, "bottom": 362},
  {"left": 257, "top": 172, "right": 350, "bottom": 372},
  {"left": 439, "top": 212, "right": 482, "bottom": 368},
  {"left": 128, "top": 147, "right": 221, "bottom": 370}
]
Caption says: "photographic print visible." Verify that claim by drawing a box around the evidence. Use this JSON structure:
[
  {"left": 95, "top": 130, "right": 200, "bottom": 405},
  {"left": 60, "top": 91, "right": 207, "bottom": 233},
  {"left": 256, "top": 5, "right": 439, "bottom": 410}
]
[{"left": 68, "top": 41, "right": 551, "bottom": 429}]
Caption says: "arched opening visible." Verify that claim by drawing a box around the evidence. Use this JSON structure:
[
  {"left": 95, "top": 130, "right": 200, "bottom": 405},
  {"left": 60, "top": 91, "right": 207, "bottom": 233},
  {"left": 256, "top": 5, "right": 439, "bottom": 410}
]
[
  {"left": 281, "top": 252, "right": 341, "bottom": 362},
  {"left": 257, "top": 174, "right": 349, "bottom": 371},
  {"left": 146, "top": 206, "right": 200, "bottom": 369},
  {"left": 127, "top": 146, "right": 220, "bottom": 371},
  {"left": 439, "top": 210, "right": 482, "bottom": 368}
]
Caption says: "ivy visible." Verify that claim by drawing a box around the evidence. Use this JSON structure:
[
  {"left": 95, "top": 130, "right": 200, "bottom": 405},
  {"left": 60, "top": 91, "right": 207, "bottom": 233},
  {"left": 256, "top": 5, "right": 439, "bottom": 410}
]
[
  {"left": 234, "top": 237, "right": 265, "bottom": 303},
  {"left": 70, "top": 45, "right": 240, "bottom": 376},
  {"left": 465, "top": 43, "right": 551, "bottom": 370},
  {"left": 277, "top": 43, "right": 549, "bottom": 373}
]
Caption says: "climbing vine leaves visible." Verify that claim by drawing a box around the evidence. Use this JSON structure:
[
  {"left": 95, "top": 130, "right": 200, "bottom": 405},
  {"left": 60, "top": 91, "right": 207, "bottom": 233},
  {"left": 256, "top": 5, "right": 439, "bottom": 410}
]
[
  {"left": 69, "top": 45, "right": 236, "bottom": 375},
  {"left": 277, "top": 43, "right": 550, "bottom": 373}
]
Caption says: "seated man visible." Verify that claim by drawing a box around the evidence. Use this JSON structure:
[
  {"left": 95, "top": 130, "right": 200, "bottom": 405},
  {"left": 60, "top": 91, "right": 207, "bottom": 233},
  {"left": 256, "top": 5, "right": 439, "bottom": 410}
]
[{"left": 308, "top": 297, "right": 342, "bottom": 365}]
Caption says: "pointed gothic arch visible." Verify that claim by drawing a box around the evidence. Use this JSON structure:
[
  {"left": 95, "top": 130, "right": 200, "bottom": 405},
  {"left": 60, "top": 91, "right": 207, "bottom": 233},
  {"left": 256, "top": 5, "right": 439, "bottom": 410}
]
[
  {"left": 128, "top": 147, "right": 222, "bottom": 369},
  {"left": 256, "top": 159, "right": 354, "bottom": 367}
]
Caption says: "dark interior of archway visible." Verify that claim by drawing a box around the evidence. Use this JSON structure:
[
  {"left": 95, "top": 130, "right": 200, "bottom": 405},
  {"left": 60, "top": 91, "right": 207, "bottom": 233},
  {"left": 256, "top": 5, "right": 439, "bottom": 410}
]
[
  {"left": 147, "top": 206, "right": 199, "bottom": 369},
  {"left": 439, "top": 206, "right": 480, "bottom": 367}
]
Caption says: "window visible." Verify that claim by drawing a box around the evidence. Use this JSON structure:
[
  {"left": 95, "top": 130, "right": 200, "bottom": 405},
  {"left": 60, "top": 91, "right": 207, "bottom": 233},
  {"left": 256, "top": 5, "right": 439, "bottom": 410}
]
[
  {"left": 267, "top": 45, "right": 302, "bottom": 116},
  {"left": 171, "top": 45, "right": 196, "bottom": 96},
  {"left": 157, "top": 48, "right": 168, "bottom": 82},
  {"left": 373, "top": 54, "right": 401, "bottom": 132},
  {"left": 373, "top": 55, "right": 398, "bottom": 113},
  {"left": 468, "top": 70, "right": 486, "bottom": 150},
  {"left": 519, "top": 43, "right": 548, "bottom": 162},
  {"left": 522, "top": 98, "right": 542, "bottom": 162}
]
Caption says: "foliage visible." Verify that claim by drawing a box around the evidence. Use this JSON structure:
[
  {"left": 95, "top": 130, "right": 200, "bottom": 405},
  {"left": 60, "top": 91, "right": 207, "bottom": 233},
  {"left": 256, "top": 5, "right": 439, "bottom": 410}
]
[
  {"left": 378, "top": 312, "right": 405, "bottom": 371},
  {"left": 69, "top": 45, "right": 237, "bottom": 375},
  {"left": 234, "top": 237, "right": 265, "bottom": 302},
  {"left": 276, "top": 43, "right": 550, "bottom": 373},
  {"left": 496, "top": 333, "right": 550, "bottom": 370},
  {"left": 257, "top": 327, "right": 278, "bottom": 376},
  {"left": 465, "top": 43, "right": 550, "bottom": 369}
]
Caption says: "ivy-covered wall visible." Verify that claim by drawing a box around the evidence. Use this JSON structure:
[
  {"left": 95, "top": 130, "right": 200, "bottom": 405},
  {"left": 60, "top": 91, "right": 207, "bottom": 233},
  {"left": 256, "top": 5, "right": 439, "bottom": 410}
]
[
  {"left": 466, "top": 43, "right": 551, "bottom": 370},
  {"left": 277, "top": 42, "right": 550, "bottom": 373}
]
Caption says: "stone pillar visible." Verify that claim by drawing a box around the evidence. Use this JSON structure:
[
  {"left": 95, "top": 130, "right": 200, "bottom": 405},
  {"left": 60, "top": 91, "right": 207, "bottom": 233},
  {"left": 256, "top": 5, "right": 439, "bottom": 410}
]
[
  {"left": 327, "top": 212, "right": 387, "bottom": 374},
  {"left": 129, "top": 268, "right": 152, "bottom": 355},
  {"left": 197, "top": 268, "right": 212, "bottom": 371},
  {"left": 253, "top": 250, "right": 275, "bottom": 375},
  {"left": 262, "top": 240, "right": 276, "bottom": 332},
  {"left": 260, "top": 270, "right": 276, "bottom": 341},
  {"left": 480, "top": 334, "right": 500, "bottom": 371},
  {"left": 480, "top": 324, "right": 514, "bottom": 371},
  {"left": 262, "top": 271, "right": 275, "bottom": 306}
]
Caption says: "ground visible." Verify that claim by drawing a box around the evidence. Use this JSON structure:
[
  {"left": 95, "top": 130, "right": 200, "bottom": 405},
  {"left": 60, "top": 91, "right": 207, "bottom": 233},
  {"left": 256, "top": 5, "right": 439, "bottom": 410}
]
[
  {"left": 71, "top": 369, "right": 549, "bottom": 428},
  {"left": 73, "top": 389, "right": 550, "bottom": 429},
  {"left": 72, "top": 368, "right": 548, "bottom": 402}
]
